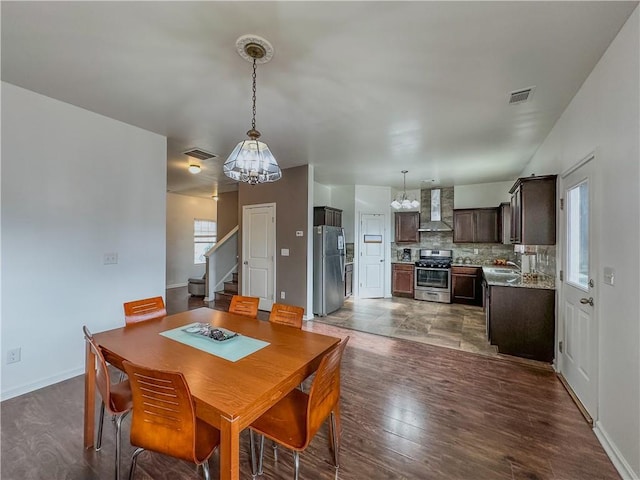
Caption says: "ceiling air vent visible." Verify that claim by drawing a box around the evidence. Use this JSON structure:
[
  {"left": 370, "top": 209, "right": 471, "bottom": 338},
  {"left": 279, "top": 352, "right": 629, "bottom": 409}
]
[
  {"left": 183, "top": 148, "right": 217, "bottom": 161},
  {"left": 509, "top": 86, "right": 535, "bottom": 105}
]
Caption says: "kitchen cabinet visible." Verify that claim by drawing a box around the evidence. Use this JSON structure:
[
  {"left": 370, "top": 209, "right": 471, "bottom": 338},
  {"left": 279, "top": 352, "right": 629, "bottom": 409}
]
[
  {"left": 452, "top": 266, "right": 482, "bottom": 306},
  {"left": 392, "top": 263, "right": 414, "bottom": 298},
  {"left": 453, "top": 208, "right": 499, "bottom": 243},
  {"left": 394, "top": 212, "right": 420, "bottom": 244},
  {"left": 314, "top": 206, "right": 342, "bottom": 227},
  {"left": 344, "top": 263, "right": 353, "bottom": 298},
  {"left": 500, "top": 202, "right": 511, "bottom": 244},
  {"left": 509, "top": 175, "right": 557, "bottom": 245},
  {"left": 487, "top": 285, "right": 555, "bottom": 362}
]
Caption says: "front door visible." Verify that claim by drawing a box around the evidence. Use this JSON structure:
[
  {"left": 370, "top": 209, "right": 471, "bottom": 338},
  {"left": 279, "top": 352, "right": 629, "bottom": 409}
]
[
  {"left": 359, "top": 213, "right": 385, "bottom": 298},
  {"left": 242, "top": 203, "right": 276, "bottom": 311},
  {"left": 560, "top": 155, "right": 598, "bottom": 419}
]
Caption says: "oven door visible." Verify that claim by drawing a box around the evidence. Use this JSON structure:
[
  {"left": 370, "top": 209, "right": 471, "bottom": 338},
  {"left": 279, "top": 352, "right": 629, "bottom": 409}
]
[{"left": 415, "top": 267, "right": 450, "bottom": 291}]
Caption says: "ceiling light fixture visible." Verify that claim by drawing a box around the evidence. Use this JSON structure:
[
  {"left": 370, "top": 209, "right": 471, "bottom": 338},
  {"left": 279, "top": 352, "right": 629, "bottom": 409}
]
[
  {"left": 223, "top": 35, "right": 282, "bottom": 185},
  {"left": 188, "top": 164, "right": 201, "bottom": 174},
  {"left": 391, "top": 170, "right": 420, "bottom": 210}
]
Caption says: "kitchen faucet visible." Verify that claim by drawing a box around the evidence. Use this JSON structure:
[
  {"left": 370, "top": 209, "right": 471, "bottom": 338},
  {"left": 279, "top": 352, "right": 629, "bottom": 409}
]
[{"left": 506, "top": 261, "right": 521, "bottom": 271}]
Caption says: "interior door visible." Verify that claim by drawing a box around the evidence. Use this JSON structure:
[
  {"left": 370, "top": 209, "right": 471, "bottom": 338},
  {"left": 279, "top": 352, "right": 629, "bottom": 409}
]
[
  {"left": 242, "top": 203, "right": 276, "bottom": 311},
  {"left": 560, "top": 156, "right": 597, "bottom": 419},
  {"left": 359, "top": 213, "right": 385, "bottom": 298}
]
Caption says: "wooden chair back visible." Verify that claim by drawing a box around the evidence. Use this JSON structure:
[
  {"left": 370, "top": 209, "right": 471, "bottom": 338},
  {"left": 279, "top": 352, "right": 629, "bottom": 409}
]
[
  {"left": 122, "top": 360, "right": 201, "bottom": 463},
  {"left": 305, "top": 336, "right": 349, "bottom": 444},
  {"left": 123, "top": 296, "right": 166, "bottom": 325},
  {"left": 83, "top": 325, "right": 123, "bottom": 414},
  {"left": 269, "top": 303, "right": 304, "bottom": 329},
  {"left": 229, "top": 295, "right": 259, "bottom": 319}
]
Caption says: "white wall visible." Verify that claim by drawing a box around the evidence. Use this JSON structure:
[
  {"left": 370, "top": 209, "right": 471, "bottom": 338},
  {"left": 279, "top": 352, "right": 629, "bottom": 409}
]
[
  {"left": 331, "top": 185, "right": 356, "bottom": 243},
  {"left": 521, "top": 8, "right": 640, "bottom": 478},
  {"left": 1, "top": 83, "right": 167, "bottom": 400},
  {"left": 454, "top": 181, "right": 513, "bottom": 208},
  {"left": 166, "top": 193, "right": 216, "bottom": 288},
  {"left": 313, "top": 182, "right": 332, "bottom": 206}
]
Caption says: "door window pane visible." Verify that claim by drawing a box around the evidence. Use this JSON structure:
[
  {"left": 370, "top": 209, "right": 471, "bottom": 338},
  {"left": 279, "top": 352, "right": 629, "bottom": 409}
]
[{"left": 567, "top": 180, "right": 588, "bottom": 289}]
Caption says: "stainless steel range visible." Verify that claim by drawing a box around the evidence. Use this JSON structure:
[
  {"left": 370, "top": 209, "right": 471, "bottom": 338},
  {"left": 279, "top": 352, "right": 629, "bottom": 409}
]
[{"left": 414, "top": 249, "right": 452, "bottom": 303}]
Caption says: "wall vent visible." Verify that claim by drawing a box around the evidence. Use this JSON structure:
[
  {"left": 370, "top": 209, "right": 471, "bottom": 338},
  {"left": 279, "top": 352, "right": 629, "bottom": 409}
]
[
  {"left": 509, "top": 86, "right": 535, "bottom": 105},
  {"left": 183, "top": 148, "right": 217, "bottom": 160}
]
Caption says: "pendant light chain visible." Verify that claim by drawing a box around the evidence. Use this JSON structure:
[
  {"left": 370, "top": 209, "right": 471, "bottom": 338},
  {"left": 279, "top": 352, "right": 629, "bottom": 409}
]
[{"left": 251, "top": 58, "right": 257, "bottom": 130}]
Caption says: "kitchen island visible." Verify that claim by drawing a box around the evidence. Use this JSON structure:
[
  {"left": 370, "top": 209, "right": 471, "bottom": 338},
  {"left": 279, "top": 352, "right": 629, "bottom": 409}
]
[{"left": 483, "top": 266, "right": 556, "bottom": 362}]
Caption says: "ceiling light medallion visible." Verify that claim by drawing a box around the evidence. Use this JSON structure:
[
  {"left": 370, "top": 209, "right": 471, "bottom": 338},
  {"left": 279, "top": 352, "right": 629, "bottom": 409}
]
[
  {"left": 224, "top": 35, "right": 281, "bottom": 185},
  {"left": 391, "top": 170, "right": 420, "bottom": 210},
  {"left": 188, "top": 164, "right": 201, "bottom": 174}
]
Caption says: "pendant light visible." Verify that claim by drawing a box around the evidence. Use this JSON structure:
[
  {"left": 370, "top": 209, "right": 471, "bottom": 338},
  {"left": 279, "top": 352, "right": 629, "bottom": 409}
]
[
  {"left": 391, "top": 170, "right": 420, "bottom": 209},
  {"left": 224, "top": 35, "right": 282, "bottom": 185}
]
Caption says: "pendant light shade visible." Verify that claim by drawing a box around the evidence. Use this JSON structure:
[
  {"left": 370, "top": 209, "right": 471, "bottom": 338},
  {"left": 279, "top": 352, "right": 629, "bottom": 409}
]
[
  {"left": 391, "top": 170, "right": 420, "bottom": 210},
  {"left": 224, "top": 35, "right": 281, "bottom": 185}
]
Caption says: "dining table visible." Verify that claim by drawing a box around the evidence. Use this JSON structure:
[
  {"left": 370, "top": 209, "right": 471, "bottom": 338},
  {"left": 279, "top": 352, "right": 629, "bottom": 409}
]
[{"left": 83, "top": 307, "right": 341, "bottom": 480}]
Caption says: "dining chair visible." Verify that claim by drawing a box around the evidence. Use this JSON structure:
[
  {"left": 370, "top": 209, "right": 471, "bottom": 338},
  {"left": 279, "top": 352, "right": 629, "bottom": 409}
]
[
  {"left": 122, "top": 360, "right": 220, "bottom": 480},
  {"left": 228, "top": 295, "right": 259, "bottom": 319},
  {"left": 249, "top": 336, "right": 350, "bottom": 480},
  {"left": 269, "top": 303, "right": 304, "bottom": 329},
  {"left": 123, "top": 296, "right": 167, "bottom": 325},
  {"left": 83, "top": 326, "right": 132, "bottom": 480}
]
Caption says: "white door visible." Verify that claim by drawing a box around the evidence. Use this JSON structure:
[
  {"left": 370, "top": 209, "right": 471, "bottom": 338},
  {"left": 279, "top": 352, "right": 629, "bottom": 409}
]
[
  {"left": 242, "top": 203, "right": 276, "bottom": 311},
  {"left": 359, "top": 213, "right": 385, "bottom": 298},
  {"left": 560, "top": 155, "right": 598, "bottom": 419}
]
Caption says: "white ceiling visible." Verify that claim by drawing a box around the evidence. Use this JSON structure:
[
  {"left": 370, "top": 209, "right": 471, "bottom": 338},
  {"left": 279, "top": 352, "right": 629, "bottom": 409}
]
[{"left": 2, "top": 2, "right": 637, "bottom": 197}]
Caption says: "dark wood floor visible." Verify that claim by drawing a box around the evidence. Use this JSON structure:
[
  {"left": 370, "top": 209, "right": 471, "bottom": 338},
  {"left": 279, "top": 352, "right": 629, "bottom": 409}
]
[{"left": 0, "top": 288, "right": 619, "bottom": 479}]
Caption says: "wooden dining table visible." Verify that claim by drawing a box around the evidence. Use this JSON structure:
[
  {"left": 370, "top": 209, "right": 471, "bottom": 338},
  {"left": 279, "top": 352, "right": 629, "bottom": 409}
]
[{"left": 84, "top": 307, "right": 340, "bottom": 480}]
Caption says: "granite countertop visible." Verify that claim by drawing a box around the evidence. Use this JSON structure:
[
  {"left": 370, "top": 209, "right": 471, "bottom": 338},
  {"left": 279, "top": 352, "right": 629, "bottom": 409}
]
[
  {"left": 392, "top": 261, "right": 415, "bottom": 265},
  {"left": 482, "top": 266, "right": 555, "bottom": 290},
  {"left": 451, "top": 263, "right": 485, "bottom": 268}
]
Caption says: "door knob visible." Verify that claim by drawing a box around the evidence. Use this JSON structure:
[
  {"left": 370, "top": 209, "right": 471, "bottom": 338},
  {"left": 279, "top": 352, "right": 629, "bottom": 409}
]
[
  {"left": 243, "top": 261, "right": 248, "bottom": 265},
  {"left": 380, "top": 259, "right": 384, "bottom": 262},
  {"left": 580, "top": 297, "right": 594, "bottom": 306}
]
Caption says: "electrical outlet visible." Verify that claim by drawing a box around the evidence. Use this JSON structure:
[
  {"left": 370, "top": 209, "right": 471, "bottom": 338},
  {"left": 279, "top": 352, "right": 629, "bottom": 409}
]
[
  {"left": 280, "top": 291, "right": 285, "bottom": 299},
  {"left": 296, "top": 231, "right": 304, "bottom": 237},
  {"left": 7, "top": 347, "right": 21, "bottom": 364},
  {"left": 104, "top": 252, "right": 118, "bottom": 265}
]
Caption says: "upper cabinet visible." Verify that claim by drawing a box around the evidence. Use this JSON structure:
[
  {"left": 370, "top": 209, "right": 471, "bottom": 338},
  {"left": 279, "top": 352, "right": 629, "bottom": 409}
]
[
  {"left": 314, "top": 206, "right": 342, "bottom": 227},
  {"left": 453, "top": 208, "right": 500, "bottom": 243},
  {"left": 509, "top": 175, "right": 557, "bottom": 245},
  {"left": 394, "top": 212, "right": 420, "bottom": 244}
]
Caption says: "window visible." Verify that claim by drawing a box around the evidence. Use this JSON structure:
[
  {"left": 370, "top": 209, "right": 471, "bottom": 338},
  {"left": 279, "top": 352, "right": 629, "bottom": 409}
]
[{"left": 194, "top": 219, "right": 217, "bottom": 264}]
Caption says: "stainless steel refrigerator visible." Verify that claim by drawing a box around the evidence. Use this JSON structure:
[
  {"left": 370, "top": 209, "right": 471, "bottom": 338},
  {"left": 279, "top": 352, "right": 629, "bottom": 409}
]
[{"left": 313, "top": 225, "right": 346, "bottom": 316}]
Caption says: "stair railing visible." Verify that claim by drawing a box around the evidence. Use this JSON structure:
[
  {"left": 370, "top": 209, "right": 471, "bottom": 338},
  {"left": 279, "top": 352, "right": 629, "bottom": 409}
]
[{"left": 204, "top": 226, "right": 238, "bottom": 301}]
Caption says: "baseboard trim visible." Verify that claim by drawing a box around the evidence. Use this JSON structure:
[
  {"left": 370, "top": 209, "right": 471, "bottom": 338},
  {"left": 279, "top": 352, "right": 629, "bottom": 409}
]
[
  {"left": 593, "top": 421, "right": 639, "bottom": 480},
  {"left": 166, "top": 282, "right": 188, "bottom": 289},
  {"left": 1, "top": 366, "right": 85, "bottom": 402}
]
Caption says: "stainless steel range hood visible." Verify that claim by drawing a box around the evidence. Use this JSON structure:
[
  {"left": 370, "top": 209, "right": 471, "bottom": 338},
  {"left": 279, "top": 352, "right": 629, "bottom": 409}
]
[{"left": 418, "top": 189, "right": 453, "bottom": 232}]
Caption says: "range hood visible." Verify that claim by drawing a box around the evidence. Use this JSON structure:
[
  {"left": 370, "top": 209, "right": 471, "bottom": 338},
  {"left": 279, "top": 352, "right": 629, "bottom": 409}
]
[{"left": 418, "top": 189, "right": 453, "bottom": 232}]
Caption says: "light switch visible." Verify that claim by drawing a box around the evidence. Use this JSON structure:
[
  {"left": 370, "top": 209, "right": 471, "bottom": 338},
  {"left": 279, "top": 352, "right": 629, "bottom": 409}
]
[
  {"left": 281, "top": 248, "right": 290, "bottom": 256},
  {"left": 104, "top": 252, "right": 118, "bottom": 265},
  {"left": 604, "top": 267, "right": 615, "bottom": 286},
  {"left": 296, "top": 231, "right": 304, "bottom": 237}
]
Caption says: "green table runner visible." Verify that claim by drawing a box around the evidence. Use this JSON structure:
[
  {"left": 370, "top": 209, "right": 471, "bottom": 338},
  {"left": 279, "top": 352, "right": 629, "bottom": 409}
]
[{"left": 160, "top": 323, "right": 269, "bottom": 362}]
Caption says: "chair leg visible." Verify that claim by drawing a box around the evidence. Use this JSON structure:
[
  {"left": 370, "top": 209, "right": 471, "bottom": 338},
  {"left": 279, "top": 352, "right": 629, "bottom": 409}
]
[
  {"left": 257, "top": 434, "right": 265, "bottom": 475},
  {"left": 329, "top": 411, "right": 340, "bottom": 468},
  {"left": 128, "top": 448, "right": 144, "bottom": 480},
  {"left": 96, "top": 401, "right": 105, "bottom": 451},
  {"left": 201, "top": 461, "right": 211, "bottom": 480},
  {"left": 272, "top": 441, "right": 278, "bottom": 462},
  {"left": 249, "top": 430, "right": 258, "bottom": 477},
  {"left": 114, "top": 411, "right": 129, "bottom": 480},
  {"left": 293, "top": 450, "right": 300, "bottom": 480}
]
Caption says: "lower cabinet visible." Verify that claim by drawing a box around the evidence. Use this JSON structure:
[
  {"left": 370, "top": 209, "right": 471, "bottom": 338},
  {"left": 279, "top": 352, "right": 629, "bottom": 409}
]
[
  {"left": 344, "top": 263, "right": 353, "bottom": 298},
  {"left": 392, "top": 263, "right": 414, "bottom": 298},
  {"left": 452, "top": 266, "right": 482, "bottom": 306},
  {"left": 487, "top": 285, "right": 555, "bottom": 362}
]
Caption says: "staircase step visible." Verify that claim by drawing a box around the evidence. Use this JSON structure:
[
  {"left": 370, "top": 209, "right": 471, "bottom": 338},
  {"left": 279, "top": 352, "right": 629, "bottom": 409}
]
[
  {"left": 223, "top": 281, "right": 238, "bottom": 294},
  {"left": 232, "top": 272, "right": 239, "bottom": 283}
]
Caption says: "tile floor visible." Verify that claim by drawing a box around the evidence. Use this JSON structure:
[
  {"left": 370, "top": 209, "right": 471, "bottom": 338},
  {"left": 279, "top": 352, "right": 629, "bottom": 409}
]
[{"left": 311, "top": 296, "right": 500, "bottom": 357}]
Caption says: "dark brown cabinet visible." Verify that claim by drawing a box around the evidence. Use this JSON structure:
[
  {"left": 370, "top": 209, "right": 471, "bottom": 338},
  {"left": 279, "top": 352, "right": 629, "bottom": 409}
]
[
  {"left": 392, "top": 263, "right": 414, "bottom": 297},
  {"left": 452, "top": 266, "right": 482, "bottom": 306},
  {"left": 394, "top": 212, "right": 420, "bottom": 244},
  {"left": 344, "top": 263, "right": 353, "bottom": 298},
  {"left": 509, "top": 175, "right": 557, "bottom": 245},
  {"left": 500, "top": 202, "right": 511, "bottom": 244},
  {"left": 487, "top": 285, "right": 555, "bottom": 362},
  {"left": 314, "top": 206, "right": 342, "bottom": 227},
  {"left": 453, "top": 208, "right": 499, "bottom": 243}
]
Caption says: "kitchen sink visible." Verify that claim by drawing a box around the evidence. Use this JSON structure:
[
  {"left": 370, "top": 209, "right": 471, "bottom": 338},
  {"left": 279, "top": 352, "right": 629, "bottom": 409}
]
[{"left": 488, "top": 268, "right": 520, "bottom": 274}]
